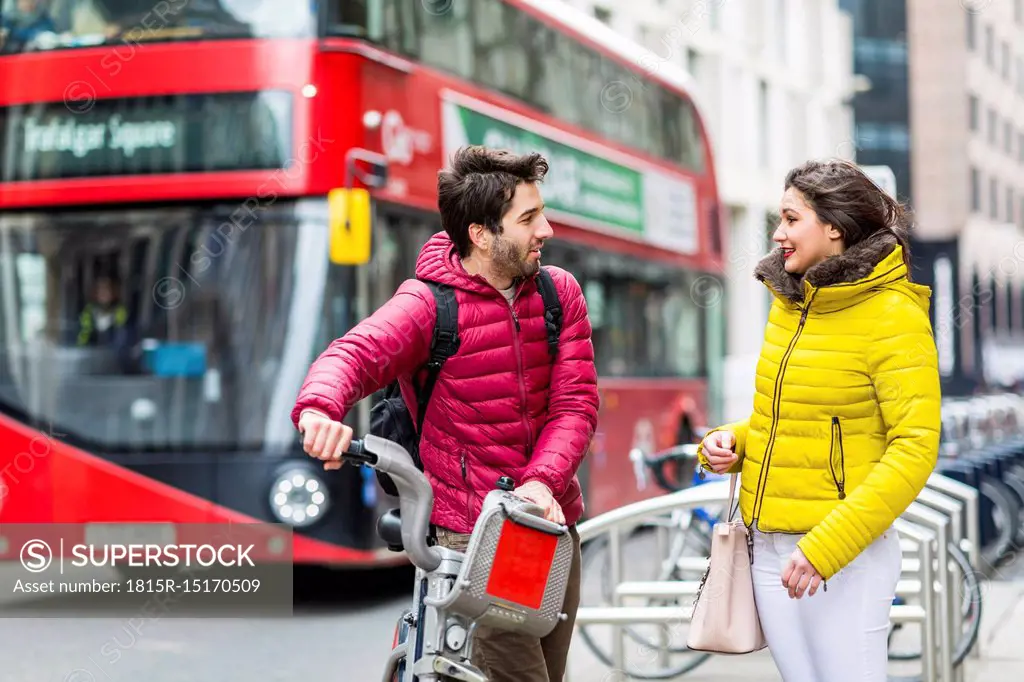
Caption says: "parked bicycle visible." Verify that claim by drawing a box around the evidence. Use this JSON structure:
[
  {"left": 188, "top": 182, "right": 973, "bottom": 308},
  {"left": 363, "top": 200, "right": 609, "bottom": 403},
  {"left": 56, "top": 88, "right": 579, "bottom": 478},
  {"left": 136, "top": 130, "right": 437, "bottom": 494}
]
[
  {"left": 337, "top": 435, "right": 576, "bottom": 682},
  {"left": 577, "top": 443, "right": 725, "bottom": 679}
]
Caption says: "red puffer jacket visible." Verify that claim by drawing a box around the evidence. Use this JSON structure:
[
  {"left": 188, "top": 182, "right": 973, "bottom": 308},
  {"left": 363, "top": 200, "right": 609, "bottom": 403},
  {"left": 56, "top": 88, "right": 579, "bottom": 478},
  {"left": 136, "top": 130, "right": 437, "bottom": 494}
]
[{"left": 290, "top": 232, "right": 600, "bottom": 533}]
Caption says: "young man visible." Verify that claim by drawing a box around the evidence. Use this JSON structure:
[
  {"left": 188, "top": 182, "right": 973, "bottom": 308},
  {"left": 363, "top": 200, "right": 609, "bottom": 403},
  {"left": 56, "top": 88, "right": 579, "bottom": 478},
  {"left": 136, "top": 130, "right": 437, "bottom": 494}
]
[{"left": 291, "top": 145, "right": 599, "bottom": 681}]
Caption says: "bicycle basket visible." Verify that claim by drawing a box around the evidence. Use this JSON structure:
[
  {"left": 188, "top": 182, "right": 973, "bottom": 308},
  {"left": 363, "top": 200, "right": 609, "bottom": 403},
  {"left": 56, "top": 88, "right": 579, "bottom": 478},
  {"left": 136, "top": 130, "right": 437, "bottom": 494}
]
[{"left": 443, "top": 491, "right": 574, "bottom": 638}]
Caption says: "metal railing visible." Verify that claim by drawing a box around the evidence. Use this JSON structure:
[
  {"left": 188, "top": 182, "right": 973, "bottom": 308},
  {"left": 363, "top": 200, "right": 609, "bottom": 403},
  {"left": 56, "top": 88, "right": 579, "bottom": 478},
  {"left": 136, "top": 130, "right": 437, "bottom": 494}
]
[
  {"left": 568, "top": 390, "right": 1024, "bottom": 680},
  {"left": 568, "top": 469, "right": 982, "bottom": 681}
]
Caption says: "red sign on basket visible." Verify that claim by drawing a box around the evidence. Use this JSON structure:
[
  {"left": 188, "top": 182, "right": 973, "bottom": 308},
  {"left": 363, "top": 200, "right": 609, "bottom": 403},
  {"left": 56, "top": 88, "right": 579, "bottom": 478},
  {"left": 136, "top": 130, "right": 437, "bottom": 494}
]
[{"left": 485, "top": 519, "right": 558, "bottom": 610}]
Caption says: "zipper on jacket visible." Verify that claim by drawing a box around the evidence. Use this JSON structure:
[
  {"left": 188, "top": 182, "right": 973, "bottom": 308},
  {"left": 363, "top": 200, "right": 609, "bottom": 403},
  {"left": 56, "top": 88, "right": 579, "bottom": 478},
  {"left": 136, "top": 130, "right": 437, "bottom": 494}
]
[
  {"left": 506, "top": 301, "right": 533, "bottom": 453},
  {"left": 828, "top": 416, "right": 847, "bottom": 500},
  {"left": 751, "top": 292, "right": 816, "bottom": 526},
  {"left": 460, "top": 452, "right": 467, "bottom": 481}
]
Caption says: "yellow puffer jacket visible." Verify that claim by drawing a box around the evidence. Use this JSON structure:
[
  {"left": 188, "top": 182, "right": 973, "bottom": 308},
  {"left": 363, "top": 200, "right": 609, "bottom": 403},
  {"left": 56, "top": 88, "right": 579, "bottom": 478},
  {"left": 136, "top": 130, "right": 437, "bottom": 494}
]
[{"left": 698, "top": 229, "right": 941, "bottom": 580}]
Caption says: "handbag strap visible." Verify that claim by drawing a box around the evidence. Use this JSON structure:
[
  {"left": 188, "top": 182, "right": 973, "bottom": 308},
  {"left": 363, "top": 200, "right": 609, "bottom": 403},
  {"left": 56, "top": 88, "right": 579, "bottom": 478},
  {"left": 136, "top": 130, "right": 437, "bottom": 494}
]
[{"left": 727, "top": 473, "right": 740, "bottom": 522}]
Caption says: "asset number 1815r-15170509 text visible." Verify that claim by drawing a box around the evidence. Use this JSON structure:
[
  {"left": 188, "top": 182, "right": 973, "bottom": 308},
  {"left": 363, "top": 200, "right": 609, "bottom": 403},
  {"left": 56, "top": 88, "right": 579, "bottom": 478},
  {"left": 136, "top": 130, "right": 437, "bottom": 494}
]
[{"left": 125, "top": 578, "right": 261, "bottom": 593}]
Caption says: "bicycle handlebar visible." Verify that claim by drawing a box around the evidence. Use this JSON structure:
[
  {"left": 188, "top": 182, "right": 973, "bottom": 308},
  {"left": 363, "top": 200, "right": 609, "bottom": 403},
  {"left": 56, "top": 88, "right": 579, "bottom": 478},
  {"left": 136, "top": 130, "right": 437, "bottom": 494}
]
[
  {"left": 633, "top": 443, "right": 700, "bottom": 493},
  {"left": 342, "top": 435, "right": 443, "bottom": 572}
]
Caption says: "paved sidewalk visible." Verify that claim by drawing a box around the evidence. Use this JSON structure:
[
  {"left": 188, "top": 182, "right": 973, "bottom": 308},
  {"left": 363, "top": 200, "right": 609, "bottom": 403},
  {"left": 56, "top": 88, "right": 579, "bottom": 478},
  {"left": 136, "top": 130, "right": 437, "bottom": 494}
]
[{"left": 566, "top": 577, "right": 1024, "bottom": 681}]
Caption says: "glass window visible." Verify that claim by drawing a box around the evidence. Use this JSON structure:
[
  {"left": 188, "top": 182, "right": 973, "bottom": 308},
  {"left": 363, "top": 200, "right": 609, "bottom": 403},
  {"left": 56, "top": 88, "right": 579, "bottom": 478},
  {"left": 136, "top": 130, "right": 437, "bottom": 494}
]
[
  {"left": 371, "top": 0, "right": 419, "bottom": 56},
  {"left": 991, "top": 177, "right": 999, "bottom": 220},
  {"left": 418, "top": 0, "right": 473, "bottom": 80},
  {"left": 969, "top": 94, "right": 979, "bottom": 131},
  {"left": 1006, "top": 120, "right": 1014, "bottom": 155},
  {"left": 0, "top": 0, "right": 313, "bottom": 54},
  {"left": 471, "top": 0, "right": 527, "bottom": 102},
  {"left": 966, "top": 11, "right": 976, "bottom": 51},
  {"left": 0, "top": 202, "right": 331, "bottom": 452},
  {"left": 758, "top": 79, "right": 769, "bottom": 167},
  {"left": 989, "top": 109, "right": 998, "bottom": 146},
  {"left": 971, "top": 166, "right": 981, "bottom": 212},
  {"left": 338, "top": 0, "right": 707, "bottom": 173},
  {"left": 542, "top": 240, "right": 708, "bottom": 379},
  {"left": 1003, "top": 41, "right": 1011, "bottom": 80},
  {"left": 986, "top": 25, "right": 994, "bottom": 67},
  {"left": 1008, "top": 187, "right": 1015, "bottom": 224}
]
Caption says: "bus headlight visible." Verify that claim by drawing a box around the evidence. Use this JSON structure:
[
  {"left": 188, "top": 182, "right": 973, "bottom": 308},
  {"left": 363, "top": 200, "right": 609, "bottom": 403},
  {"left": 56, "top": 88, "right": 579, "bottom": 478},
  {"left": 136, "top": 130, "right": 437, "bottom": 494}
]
[{"left": 269, "top": 467, "right": 329, "bottom": 528}]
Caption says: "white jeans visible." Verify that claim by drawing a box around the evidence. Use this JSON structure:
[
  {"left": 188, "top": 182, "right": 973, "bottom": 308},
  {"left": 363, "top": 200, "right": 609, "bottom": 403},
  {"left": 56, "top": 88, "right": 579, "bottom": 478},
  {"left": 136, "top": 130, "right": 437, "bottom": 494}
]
[{"left": 751, "top": 528, "right": 902, "bottom": 682}]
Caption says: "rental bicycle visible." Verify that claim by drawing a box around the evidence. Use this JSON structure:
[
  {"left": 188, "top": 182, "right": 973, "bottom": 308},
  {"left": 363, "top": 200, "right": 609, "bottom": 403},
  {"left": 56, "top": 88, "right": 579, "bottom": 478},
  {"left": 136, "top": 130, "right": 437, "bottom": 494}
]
[{"left": 338, "top": 435, "right": 576, "bottom": 682}]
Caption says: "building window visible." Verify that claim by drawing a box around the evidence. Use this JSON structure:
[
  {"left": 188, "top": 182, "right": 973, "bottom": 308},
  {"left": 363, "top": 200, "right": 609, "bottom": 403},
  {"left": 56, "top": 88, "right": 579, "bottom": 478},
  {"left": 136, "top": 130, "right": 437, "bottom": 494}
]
[
  {"left": 1017, "top": 0, "right": 1023, "bottom": 24},
  {"left": 1020, "top": 196, "right": 1024, "bottom": 229},
  {"left": 1003, "top": 42, "right": 1011, "bottom": 80},
  {"left": 971, "top": 167, "right": 981, "bottom": 212},
  {"left": 855, "top": 123, "right": 910, "bottom": 151},
  {"left": 986, "top": 25, "right": 994, "bottom": 67},
  {"left": 1018, "top": 57, "right": 1024, "bottom": 95},
  {"left": 967, "top": 11, "right": 976, "bottom": 50},
  {"left": 855, "top": 39, "right": 908, "bottom": 64},
  {"left": 988, "top": 177, "right": 997, "bottom": 219},
  {"left": 969, "top": 94, "right": 979, "bottom": 131},
  {"left": 1007, "top": 120, "right": 1015, "bottom": 155},
  {"left": 1008, "top": 187, "right": 1016, "bottom": 224},
  {"left": 709, "top": 0, "right": 721, "bottom": 30},
  {"left": 758, "top": 79, "right": 769, "bottom": 168},
  {"left": 989, "top": 108, "right": 998, "bottom": 145},
  {"left": 775, "top": 0, "right": 787, "bottom": 63}
]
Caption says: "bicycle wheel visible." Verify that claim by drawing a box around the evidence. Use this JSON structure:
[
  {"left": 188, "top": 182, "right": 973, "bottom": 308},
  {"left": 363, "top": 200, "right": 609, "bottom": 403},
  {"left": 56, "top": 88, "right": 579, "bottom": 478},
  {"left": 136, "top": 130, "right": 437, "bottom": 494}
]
[
  {"left": 577, "top": 517, "right": 714, "bottom": 679},
  {"left": 1001, "top": 469, "right": 1024, "bottom": 547},
  {"left": 980, "top": 475, "right": 1020, "bottom": 566},
  {"left": 887, "top": 541, "right": 982, "bottom": 667}
]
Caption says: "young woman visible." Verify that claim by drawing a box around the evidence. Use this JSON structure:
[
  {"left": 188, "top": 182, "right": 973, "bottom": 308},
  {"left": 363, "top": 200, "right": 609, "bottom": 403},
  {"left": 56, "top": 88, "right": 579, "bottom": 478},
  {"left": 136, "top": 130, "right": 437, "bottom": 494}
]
[{"left": 698, "top": 159, "right": 941, "bottom": 681}]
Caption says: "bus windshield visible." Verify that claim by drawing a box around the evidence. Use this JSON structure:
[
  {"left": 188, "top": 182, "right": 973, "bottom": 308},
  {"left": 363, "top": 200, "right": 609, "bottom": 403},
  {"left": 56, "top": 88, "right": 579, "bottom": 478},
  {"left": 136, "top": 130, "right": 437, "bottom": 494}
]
[
  {"left": 0, "top": 202, "right": 346, "bottom": 453},
  {"left": 0, "top": 0, "right": 314, "bottom": 54}
]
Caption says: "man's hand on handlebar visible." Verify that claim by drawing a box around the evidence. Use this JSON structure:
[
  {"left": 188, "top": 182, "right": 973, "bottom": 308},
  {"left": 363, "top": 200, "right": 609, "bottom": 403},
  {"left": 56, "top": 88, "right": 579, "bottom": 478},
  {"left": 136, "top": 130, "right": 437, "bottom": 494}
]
[
  {"left": 701, "top": 430, "right": 738, "bottom": 474},
  {"left": 513, "top": 480, "right": 565, "bottom": 525},
  {"left": 298, "top": 410, "right": 353, "bottom": 471}
]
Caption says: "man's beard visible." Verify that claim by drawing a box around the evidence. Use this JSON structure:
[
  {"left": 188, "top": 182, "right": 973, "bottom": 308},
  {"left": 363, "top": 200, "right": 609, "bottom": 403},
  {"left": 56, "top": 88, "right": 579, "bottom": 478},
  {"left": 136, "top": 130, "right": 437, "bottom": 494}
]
[{"left": 492, "top": 234, "right": 539, "bottom": 280}]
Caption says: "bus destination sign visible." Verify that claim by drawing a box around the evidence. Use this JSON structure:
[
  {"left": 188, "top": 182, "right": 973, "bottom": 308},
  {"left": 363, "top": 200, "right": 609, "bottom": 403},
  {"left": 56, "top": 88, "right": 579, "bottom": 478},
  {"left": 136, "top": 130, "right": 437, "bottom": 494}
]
[{"left": 0, "top": 91, "right": 293, "bottom": 182}]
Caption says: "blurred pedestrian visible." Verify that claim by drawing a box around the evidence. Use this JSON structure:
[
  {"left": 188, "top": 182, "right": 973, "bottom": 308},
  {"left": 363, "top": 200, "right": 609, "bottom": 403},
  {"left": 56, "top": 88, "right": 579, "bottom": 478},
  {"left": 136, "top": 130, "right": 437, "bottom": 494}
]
[
  {"left": 698, "top": 159, "right": 941, "bottom": 681},
  {"left": 291, "top": 145, "right": 599, "bottom": 682}
]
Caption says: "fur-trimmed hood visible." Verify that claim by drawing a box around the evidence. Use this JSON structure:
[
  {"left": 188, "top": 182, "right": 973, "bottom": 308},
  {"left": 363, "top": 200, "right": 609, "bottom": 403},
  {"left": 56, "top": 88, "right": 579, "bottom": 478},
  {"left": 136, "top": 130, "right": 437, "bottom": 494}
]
[{"left": 753, "top": 229, "right": 918, "bottom": 309}]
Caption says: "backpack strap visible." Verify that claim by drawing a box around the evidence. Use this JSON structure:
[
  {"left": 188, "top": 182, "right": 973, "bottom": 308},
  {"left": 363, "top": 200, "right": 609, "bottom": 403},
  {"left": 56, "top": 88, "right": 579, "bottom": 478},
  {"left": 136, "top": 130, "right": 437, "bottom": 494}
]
[
  {"left": 535, "top": 267, "right": 563, "bottom": 359},
  {"left": 414, "top": 280, "right": 460, "bottom": 433}
]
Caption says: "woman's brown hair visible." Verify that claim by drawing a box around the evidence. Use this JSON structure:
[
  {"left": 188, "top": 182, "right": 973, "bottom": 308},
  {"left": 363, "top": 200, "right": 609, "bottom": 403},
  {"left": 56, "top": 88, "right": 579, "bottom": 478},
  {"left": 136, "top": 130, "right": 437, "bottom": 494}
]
[{"left": 784, "top": 159, "right": 914, "bottom": 273}]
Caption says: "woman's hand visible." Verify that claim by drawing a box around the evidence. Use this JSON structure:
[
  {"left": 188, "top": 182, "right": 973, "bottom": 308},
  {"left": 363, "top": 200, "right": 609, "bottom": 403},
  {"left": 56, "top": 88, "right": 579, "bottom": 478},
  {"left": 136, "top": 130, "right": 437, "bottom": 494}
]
[
  {"left": 701, "top": 430, "right": 738, "bottom": 474},
  {"left": 782, "top": 547, "right": 823, "bottom": 599}
]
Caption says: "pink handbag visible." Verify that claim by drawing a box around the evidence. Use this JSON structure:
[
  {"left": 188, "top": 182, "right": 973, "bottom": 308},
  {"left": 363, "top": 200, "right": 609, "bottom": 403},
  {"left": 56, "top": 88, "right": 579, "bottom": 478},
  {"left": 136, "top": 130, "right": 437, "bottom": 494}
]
[{"left": 686, "top": 474, "right": 768, "bottom": 654}]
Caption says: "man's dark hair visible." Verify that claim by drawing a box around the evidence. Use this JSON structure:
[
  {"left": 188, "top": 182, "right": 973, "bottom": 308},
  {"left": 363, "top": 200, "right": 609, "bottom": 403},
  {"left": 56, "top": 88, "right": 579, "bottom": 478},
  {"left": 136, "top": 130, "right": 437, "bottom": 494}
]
[{"left": 437, "top": 146, "right": 549, "bottom": 257}]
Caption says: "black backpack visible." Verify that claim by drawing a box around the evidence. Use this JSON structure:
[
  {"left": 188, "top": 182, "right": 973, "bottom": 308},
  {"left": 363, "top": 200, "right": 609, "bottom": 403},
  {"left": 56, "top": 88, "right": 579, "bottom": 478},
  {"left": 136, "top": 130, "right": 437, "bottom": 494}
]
[{"left": 369, "top": 268, "right": 563, "bottom": 497}]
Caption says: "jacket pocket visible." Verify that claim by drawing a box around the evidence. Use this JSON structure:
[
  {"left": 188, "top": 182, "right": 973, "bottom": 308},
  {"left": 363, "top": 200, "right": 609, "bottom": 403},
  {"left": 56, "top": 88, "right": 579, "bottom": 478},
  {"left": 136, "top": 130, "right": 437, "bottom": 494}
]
[{"left": 828, "top": 417, "right": 847, "bottom": 500}]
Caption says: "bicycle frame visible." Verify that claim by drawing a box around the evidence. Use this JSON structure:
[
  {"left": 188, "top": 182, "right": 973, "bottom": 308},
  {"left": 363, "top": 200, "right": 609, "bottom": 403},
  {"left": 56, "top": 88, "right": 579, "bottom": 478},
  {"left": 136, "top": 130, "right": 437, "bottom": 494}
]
[{"left": 386, "top": 547, "right": 485, "bottom": 682}]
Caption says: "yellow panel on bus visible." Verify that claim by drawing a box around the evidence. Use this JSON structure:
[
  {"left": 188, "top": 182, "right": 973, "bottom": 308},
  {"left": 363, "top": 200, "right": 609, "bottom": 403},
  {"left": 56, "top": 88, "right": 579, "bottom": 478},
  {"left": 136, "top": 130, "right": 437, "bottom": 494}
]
[{"left": 328, "top": 188, "right": 372, "bottom": 265}]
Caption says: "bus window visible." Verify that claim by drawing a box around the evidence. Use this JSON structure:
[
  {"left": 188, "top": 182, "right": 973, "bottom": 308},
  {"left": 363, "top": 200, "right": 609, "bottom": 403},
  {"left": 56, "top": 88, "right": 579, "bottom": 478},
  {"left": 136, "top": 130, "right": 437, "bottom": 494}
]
[{"left": 0, "top": 203, "right": 328, "bottom": 453}]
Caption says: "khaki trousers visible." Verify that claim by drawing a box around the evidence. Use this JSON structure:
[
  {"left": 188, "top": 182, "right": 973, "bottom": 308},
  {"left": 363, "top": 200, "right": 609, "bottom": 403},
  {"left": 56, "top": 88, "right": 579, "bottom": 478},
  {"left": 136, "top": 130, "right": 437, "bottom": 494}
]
[{"left": 434, "top": 524, "right": 582, "bottom": 682}]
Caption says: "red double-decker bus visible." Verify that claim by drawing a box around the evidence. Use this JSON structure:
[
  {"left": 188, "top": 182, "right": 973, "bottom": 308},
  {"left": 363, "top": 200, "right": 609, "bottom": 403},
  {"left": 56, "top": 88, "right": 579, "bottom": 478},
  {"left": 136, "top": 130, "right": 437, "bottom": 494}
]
[{"left": 0, "top": 0, "right": 725, "bottom": 566}]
